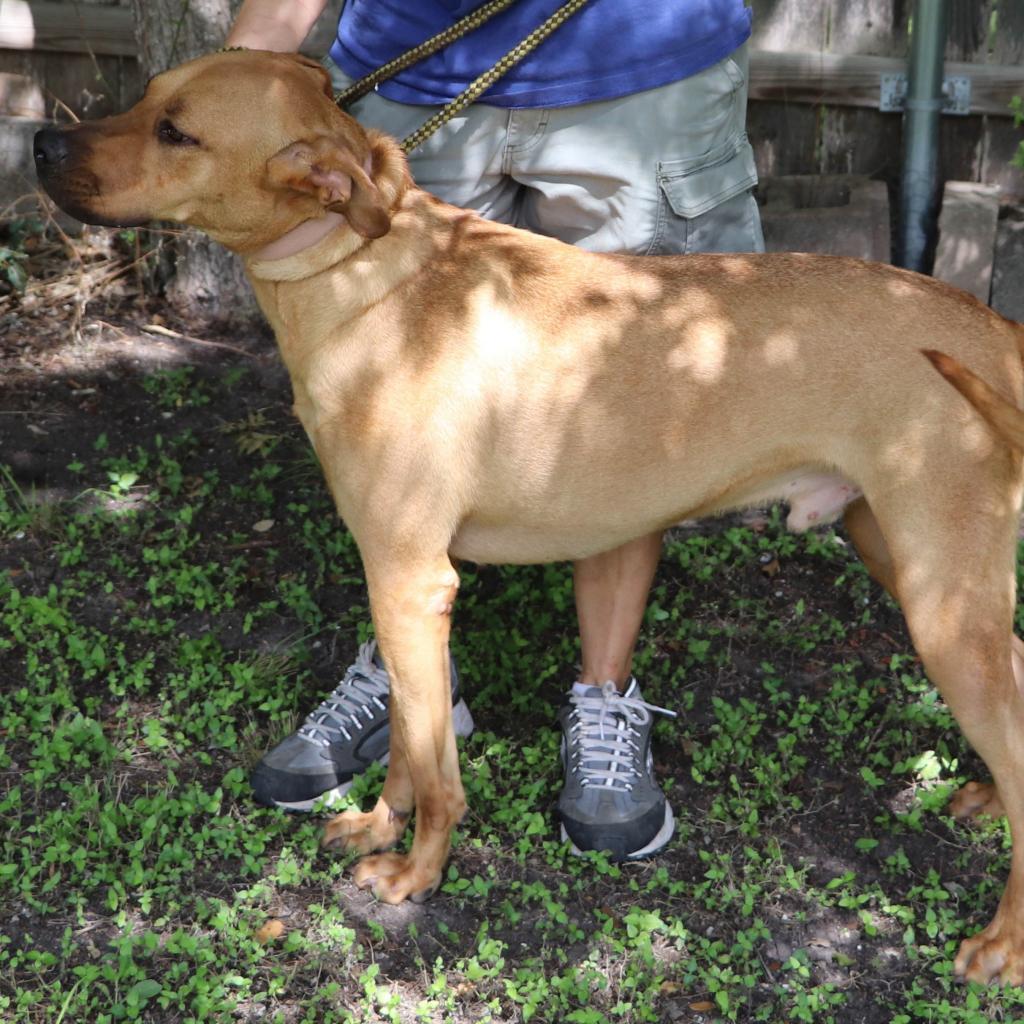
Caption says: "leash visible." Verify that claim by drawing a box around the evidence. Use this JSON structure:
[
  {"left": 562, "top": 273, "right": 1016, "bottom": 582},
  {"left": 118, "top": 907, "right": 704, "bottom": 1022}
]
[
  {"left": 333, "top": 0, "right": 519, "bottom": 109},
  {"left": 334, "top": 0, "right": 594, "bottom": 154}
]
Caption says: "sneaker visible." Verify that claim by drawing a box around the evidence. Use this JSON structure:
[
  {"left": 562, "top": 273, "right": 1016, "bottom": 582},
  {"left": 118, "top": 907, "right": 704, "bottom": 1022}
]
[
  {"left": 558, "top": 678, "right": 676, "bottom": 861},
  {"left": 250, "top": 640, "right": 475, "bottom": 811}
]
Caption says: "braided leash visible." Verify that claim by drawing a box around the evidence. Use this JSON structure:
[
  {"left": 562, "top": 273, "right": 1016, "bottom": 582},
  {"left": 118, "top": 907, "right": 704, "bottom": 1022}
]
[
  {"left": 333, "top": 0, "right": 519, "bottom": 109},
  {"left": 335, "top": 0, "right": 594, "bottom": 154}
]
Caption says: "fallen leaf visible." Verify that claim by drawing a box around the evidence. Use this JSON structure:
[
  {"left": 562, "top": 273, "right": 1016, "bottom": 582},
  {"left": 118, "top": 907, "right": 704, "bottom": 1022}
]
[
  {"left": 254, "top": 919, "right": 285, "bottom": 943},
  {"left": 253, "top": 519, "right": 275, "bottom": 533}
]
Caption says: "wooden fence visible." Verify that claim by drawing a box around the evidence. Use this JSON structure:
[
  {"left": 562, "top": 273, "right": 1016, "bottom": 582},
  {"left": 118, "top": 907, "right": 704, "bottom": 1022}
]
[
  {"left": 2, "top": 0, "right": 1023, "bottom": 195},
  {"left": 747, "top": 0, "right": 1024, "bottom": 196}
]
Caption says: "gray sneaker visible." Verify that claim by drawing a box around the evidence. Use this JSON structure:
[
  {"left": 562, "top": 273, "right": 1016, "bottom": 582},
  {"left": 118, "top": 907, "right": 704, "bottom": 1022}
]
[
  {"left": 558, "top": 679, "right": 676, "bottom": 860},
  {"left": 250, "top": 640, "right": 474, "bottom": 811}
]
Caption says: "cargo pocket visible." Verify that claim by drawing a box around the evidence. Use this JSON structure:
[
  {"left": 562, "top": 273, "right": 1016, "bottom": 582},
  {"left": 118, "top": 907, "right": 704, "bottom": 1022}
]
[{"left": 648, "top": 133, "right": 759, "bottom": 255}]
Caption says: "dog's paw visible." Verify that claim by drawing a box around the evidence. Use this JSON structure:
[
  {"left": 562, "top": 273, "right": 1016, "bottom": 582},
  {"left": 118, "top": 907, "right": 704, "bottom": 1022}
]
[
  {"left": 321, "top": 808, "right": 406, "bottom": 856},
  {"left": 949, "top": 780, "right": 1005, "bottom": 821},
  {"left": 955, "top": 911, "right": 1024, "bottom": 985},
  {"left": 352, "top": 851, "right": 442, "bottom": 904}
]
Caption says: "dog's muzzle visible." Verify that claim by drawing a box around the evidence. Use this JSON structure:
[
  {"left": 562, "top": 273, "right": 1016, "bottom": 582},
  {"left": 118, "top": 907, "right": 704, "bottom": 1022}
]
[{"left": 34, "top": 126, "right": 147, "bottom": 227}]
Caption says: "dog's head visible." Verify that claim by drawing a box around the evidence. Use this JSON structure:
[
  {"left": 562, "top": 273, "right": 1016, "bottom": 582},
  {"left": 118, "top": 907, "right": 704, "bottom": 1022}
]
[{"left": 34, "top": 50, "right": 404, "bottom": 252}]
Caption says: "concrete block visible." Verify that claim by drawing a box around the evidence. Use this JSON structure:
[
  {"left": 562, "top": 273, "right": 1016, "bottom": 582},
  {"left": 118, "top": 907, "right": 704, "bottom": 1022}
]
[
  {"left": 991, "top": 206, "right": 1024, "bottom": 323},
  {"left": 757, "top": 175, "right": 890, "bottom": 262},
  {"left": 932, "top": 181, "right": 1000, "bottom": 303}
]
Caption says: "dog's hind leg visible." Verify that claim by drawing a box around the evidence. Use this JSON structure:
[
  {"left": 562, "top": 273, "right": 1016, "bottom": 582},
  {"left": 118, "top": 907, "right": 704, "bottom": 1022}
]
[
  {"left": 865, "top": 481, "right": 1024, "bottom": 984},
  {"left": 324, "top": 553, "right": 465, "bottom": 903},
  {"left": 946, "top": 636, "right": 1024, "bottom": 822},
  {"left": 845, "top": 496, "right": 1014, "bottom": 823}
]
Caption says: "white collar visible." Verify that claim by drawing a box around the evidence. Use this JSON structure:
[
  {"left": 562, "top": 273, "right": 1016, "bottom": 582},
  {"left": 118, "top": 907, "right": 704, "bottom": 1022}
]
[{"left": 246, "top": 212, "right": 367, "bottom": 282}]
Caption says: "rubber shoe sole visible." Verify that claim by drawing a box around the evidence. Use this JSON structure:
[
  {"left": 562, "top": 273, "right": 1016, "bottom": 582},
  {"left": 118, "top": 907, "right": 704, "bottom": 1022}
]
[
  {"left": 560, "top": 800, "right": 675, "bottom": 861},
  {"left": 266, "top": 698, "right": 476, "bottom": 812}
]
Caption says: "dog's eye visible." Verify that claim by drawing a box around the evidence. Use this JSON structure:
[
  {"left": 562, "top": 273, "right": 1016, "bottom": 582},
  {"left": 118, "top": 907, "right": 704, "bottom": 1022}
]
[{"left": 157, "top": 119, "right": 197, "bottom": 146}]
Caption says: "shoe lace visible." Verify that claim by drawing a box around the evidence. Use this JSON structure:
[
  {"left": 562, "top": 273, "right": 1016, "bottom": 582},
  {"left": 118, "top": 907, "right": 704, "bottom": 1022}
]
[
  {"left": 567, "top": 681, "right": 676, "bottom": 791},
  {"left": 298, "top": 640, "right": 390, "bottom": 747}
]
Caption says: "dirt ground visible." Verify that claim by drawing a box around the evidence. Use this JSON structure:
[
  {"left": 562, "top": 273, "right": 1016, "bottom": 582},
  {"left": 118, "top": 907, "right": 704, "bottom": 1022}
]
[{"left": 0, "top": 222, "right": 1017, "bottom": 1023}]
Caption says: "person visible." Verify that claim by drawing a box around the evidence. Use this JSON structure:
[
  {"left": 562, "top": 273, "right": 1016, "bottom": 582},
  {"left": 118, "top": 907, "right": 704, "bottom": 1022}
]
[{"left": 230, "top": 0, "right": 764, "bottom": 861}]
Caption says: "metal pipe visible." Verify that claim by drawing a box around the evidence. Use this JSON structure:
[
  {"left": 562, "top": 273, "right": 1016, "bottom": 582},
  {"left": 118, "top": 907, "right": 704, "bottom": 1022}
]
[{"left": 897, "top": 0, "right": 948, "bottom": 272}]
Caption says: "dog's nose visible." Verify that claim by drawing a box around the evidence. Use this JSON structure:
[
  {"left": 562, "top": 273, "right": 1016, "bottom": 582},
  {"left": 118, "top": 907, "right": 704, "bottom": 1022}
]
[{"left": 33, "top": 128, "right": 71, "bottom": 170}]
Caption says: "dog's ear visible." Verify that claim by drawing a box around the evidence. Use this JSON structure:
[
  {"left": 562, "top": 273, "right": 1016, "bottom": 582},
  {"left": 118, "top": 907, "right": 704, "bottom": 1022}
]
[{"left": 265, "top": 136, "right": 391, "bottom": 239}]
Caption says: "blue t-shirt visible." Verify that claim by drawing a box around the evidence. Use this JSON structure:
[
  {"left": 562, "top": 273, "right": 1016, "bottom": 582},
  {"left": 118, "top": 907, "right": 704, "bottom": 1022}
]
[{"left": 330, "top": 0, "right": 752, "bottom": 108}]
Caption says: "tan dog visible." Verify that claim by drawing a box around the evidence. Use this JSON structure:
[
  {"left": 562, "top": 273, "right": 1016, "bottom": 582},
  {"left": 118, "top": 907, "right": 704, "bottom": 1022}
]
[{"left": 34, "top": 50, "right": 1024, "bottom": 984}]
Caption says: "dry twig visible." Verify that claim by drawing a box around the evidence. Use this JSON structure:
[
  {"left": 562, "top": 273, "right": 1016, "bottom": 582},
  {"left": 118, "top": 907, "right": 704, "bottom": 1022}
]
[{"left": 140, "top": 322, "right": 259, "bottom": 360}]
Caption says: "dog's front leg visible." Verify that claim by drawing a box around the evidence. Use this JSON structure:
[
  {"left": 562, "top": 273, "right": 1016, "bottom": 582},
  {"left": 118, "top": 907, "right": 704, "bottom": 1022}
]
[{"left": 324, "top": 555, "right": 464, "bottom": 903}]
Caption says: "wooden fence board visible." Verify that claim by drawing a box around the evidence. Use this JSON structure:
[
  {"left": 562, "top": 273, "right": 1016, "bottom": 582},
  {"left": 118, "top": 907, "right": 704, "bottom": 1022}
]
[
  {"left": 750, "top": 0, "right": 908, "bottom": 56},
  {"left": 827, "top": 0, "right": 908, "bottom": 57},
  {"left": 748, "top": 51, "right": 1024, "bottom": 118},
  {"left": 749, "top": 0, "right": 829, "bottom": 54},
  {"left": 819, "top": 107, "right": 903, "bottom": 177},
  {"left": 946, "top": 0, "right": 991, "bottom": 62},
  {"left": 0, "top": 48, "right": 139, "bottom": 117},
  {"left": 940, "top": 116, "right": 986, "bottom": 183},
  {"left": 991, "top": 0, "right": 1024, "bottom": 64},
  {"left": 1, "top": 1, "right": 336, "bottom": 57},
  {"left": 747, "top": 102, "right": 821, "bottom": 178},
  {"left": 0, "top": 1, "right": 134, "bottom": 57}
]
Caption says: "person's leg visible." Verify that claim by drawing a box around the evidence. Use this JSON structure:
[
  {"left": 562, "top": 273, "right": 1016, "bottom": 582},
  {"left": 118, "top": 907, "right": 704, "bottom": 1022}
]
[
  {"left": 511, "top": 44, "right": 764, "bottom": 857},
  {"left": 575, "top": 532, "right": 663, "bottom": 686}
]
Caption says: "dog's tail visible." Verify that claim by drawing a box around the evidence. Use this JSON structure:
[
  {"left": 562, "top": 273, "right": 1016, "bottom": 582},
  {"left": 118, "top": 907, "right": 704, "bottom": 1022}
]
[{"left": 922, "top": 348, "right": 1024, "bottom": 452}]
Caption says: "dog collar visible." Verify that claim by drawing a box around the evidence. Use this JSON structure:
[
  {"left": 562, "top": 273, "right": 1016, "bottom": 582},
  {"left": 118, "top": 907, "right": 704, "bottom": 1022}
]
[
  {"left": 249, "top": 212, "right": 348, "bottom": 263},
  {"left": 246, "top": 214, "right": 366, "bottom": 282}
]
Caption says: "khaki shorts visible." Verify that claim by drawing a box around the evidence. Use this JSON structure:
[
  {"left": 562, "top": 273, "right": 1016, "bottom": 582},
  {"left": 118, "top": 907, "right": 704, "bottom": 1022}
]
[{"left": 327, "top": 43, "right": 763, "bottom": 257}]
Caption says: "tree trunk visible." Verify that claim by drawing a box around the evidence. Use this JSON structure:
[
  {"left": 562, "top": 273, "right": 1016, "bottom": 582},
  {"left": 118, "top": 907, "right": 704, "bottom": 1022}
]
[{"left": 129, "top": 0, "right": 261, "bottom": 327}]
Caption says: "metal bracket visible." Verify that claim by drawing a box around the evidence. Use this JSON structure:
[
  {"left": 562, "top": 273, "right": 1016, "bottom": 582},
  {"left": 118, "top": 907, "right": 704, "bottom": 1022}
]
[{"left": 879, "top": 73, "right": 972, "bottom": 115}]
